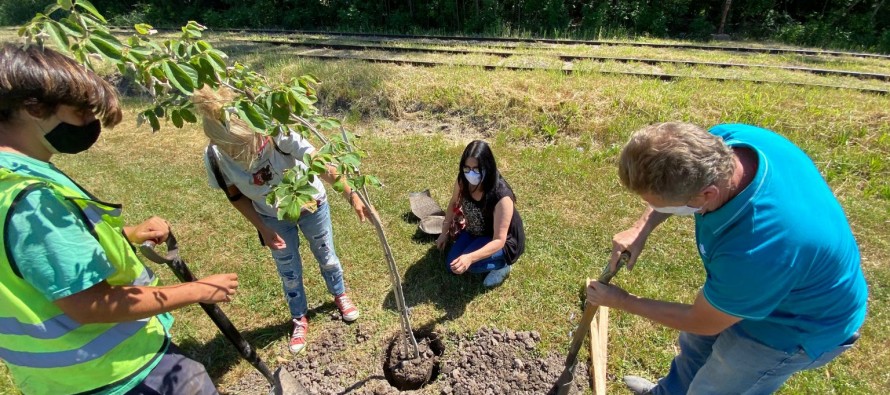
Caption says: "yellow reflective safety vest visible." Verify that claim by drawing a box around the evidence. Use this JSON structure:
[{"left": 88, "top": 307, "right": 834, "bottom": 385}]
[{"left": 0, "top": 168, "right": 171, "bottom": 395}]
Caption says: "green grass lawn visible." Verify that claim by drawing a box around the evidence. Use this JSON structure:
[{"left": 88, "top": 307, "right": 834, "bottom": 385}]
[{"left": 0, "top": 32, "right": 888, "bottom": 394}]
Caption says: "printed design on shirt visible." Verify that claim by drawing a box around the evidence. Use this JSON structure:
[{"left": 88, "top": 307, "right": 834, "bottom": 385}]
[
  {"left": 699, "top": 243, "right": 707, "bottom": 255},
  {"left": 251, "top": 159, "right": 276, "bottom": 186},
  {"left": 461, "top": 198, "right": 486, "bottom": 236}
]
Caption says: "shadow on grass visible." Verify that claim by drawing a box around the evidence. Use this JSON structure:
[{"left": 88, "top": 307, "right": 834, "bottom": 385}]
[
  {"left": 383, "top": 241, "right": 488, "bottom": 331},
  {"left": 176, "top": 302, "right": 339, "bottom": 381}
]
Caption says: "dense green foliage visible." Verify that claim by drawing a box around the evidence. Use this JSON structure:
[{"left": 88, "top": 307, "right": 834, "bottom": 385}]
[{"left": 3, "top": 1, "right": 889, "bottom": 52}]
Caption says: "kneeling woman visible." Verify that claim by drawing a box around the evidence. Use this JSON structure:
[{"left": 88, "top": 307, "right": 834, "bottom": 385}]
[{"left": 436, "top": 140, "right": 525, "bottom": 287}]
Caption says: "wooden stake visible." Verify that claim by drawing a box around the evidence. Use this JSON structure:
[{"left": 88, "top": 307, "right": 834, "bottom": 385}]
[{"left": 589, "top": 305, "right": 609, "bottom": 395}]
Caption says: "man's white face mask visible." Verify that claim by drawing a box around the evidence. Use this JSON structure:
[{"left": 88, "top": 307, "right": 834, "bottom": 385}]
[{"left": 649, "top": 204, "right": 701, "bottom": 216}]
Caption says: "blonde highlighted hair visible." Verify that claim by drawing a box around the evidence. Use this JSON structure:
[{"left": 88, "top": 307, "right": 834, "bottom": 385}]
[
  {"left": 191, "top": 86, "right": 260, "bottom": 166},
  {"left": 618, "top": 122, "right": 734, "bottom": 201}
]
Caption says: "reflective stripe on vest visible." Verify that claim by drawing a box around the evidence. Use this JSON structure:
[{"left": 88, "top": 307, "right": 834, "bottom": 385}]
[
  {"left": 0, "top": 266, "right": 154, "bottom": 340},
  {"left": 0, "top": 168, "right": 171, "bottom": 395},
  {"left": 0, "top": 319, "right": 149, "bottom": 368}
]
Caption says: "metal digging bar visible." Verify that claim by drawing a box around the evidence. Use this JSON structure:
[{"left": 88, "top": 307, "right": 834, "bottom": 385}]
[{"left": 341, "top": 126, "right": 420, "bottom": 360}]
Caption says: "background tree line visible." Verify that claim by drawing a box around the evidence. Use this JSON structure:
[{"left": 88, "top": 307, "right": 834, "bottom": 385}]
[{"left": 3, "top": 0, "right": 889, "bottom": 53}]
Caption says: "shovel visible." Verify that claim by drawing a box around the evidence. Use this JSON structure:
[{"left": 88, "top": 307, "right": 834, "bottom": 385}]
[
  {"left": 140, "top": 231, "right": 306, "bottom": 395},
  {"left": 552, "top": 251, "right": 629, "bottom": 395}
]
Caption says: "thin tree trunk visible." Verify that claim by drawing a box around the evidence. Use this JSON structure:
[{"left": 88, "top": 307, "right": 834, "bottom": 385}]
[{"left": 718, "top": 0, "right": 732, "bottom": 35}]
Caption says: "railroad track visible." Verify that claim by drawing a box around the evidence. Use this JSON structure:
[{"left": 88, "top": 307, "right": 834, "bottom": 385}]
[
  {"left": 105, "top": 26, "right": 890, "bottom": 94},
  {"left": 247, "top": 39, "right": 890, "bottom": 82},
  {"left": 108, "top": 26, "right": 890, "bottom": 60},
  {"left": 280, "top": 51, "right": 889, "bottom": 95}
]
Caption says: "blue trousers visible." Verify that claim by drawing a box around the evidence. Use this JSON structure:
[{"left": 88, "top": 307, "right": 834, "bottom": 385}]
[
  {"left": 259, "top": 202, "right": 346, "bottom": 319},
  {"left": 125, "top": 343, "right": 216, "bottom": 394},
  {"left": 653, "top": 324, "right": 858, "bottom": 395},
  {"left": 445, "top": 232, "right": 508, "bottom": 274}
]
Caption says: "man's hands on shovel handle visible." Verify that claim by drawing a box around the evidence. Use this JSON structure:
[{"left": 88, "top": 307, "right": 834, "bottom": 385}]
[
  {"left": 589, "top": 251, "right": 631, "bottom": 309},
  {"left": 609, "top": 208, "right": 673, "bottom": 272},
  {"left": 609, "top": 226, "right": 648, "bottom": 272},
  {"left": 586, "top": 280, "right": 630, "bottom": 310}
]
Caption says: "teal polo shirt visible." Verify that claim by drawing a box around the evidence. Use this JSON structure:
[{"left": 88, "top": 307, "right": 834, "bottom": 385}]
[{"left": 695, "top": 124, "right": 867, "bottom": 359}]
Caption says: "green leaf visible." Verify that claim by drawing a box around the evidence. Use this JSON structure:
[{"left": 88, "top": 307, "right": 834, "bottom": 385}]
[
  {"left": 332, "top": 179, "right": 345, "bottom": 193},
  {"left": 162, "top": 61, "right": 195, "bottom": 94},
  {"left": 195, "top": 40, "right": 211, "bottom": 52},
  {"left": 183, "top": 24, "right": 202, "bottom": 38},
  {"left": 88, "top": 35, "right": 122, "bottom": 61},
  {"left": 297, "top": 184, "right": 319, "bottom": 196},
  {"left": 300, "top": 74, "right": 319, "bottom": 84},
  {"left": 310, "top": 161, "right": 327, "bottom": 176},
  {"left": 44, "top": 23, "right": 69, "bottom": 52},
  {"left": 91, "top": 28, "right": 120, "bottom": 44},
  {"left": 207, "top": 51, "right": 227, "bottom": 71},
  {"left": 340, "top": 152, "right": 361, "bottom": 167},
  {"left": 365, "top": 175, "right": 383, "bottom": 187},
  {"left": 179, "top": 63, "right": 199, "bottom": 88},
  {"left": 126, "top": 45, "right": 152, "bottom": 58},
  {"left": 199, "top": 56, "right": 223, "bottom": 73},
  {"left": 75, "top": 0, "right": 106, "bottom": 23},
  {"left": 236, "top": 101, "right": 266, "bottom": 131},
  {"left": 58, "top": 0, "right": 73, "bottom": 10},
  {"left": 278, "top": 195, "right": 294, "bottom": 208},
  {"left": 171, "top": 110, "right": 183, "bottom": 128},
  {"left": 58, "top": 18, "right": 84, "bottom": 37},
  {"left": 285, "top": 199, "right": 303, "bottom": 221},
  {"left": 134, "top": 23, "right": 153, "bottom": 35},
  {"left": 147, "top": 111, "right": 160, "bottom": 131},
  {"left": 180, "top": 110, "right": 197, "bottom": 123}
]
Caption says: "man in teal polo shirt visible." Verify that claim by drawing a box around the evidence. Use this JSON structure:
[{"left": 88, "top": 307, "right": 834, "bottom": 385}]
[{"left": 586, "top": 122, "right": 867, "bottom": 394}]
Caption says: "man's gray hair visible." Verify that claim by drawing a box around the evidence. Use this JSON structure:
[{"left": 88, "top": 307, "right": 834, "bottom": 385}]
[{"left": 618, "top": 122, "right": 735, "bottom": 201}]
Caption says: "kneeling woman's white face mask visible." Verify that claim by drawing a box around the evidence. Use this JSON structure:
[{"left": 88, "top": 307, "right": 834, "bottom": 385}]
[
  {"left": 464, "top": 169, "right": 484, "bottom": 186},
  {"left": 462, "top": 157, "right": 485, "bottom": 186}
]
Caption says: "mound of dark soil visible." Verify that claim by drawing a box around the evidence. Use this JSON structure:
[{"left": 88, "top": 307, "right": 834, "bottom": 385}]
[{"left": 225, "top": 325, "right": 591, "bottom": 394}]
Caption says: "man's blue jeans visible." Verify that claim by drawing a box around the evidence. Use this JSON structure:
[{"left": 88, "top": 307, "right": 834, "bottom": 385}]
[
  {"left": 259, "top": 202, "right": 346, "bottom": 319},
  {"left": 653, "top": 324, "right": 858, "bottom": 395},
  {"left": 445, "top": 232, "right": 507, "bottom": 274}
]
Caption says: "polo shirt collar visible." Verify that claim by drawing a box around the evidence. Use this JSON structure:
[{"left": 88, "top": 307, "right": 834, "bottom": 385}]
[{"left": 697, "top": 139, "right": 769, "bottom": 235}]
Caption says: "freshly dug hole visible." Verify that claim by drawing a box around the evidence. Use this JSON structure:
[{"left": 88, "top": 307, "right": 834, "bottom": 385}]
[{"left": 383, "top": 331, "right": 445, "bottom": 390}]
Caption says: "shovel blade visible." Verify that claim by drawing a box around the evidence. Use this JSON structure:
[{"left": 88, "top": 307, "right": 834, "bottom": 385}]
[{"left": 271, "top": 367, "right": 307, "bottom": 395}]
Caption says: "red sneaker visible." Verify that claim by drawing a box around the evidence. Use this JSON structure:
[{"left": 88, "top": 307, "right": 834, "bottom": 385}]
[
  {"left": 334, "top": 293, "right": 360, "bottom": 322},
  {"left": 289, "top": 317, "right": 308, "bottom": 354}
]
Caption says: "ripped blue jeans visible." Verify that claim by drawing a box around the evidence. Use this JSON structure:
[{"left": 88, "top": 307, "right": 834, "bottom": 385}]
[{"left": 258, "top": 202, "right": 346, "bottom": 319}]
